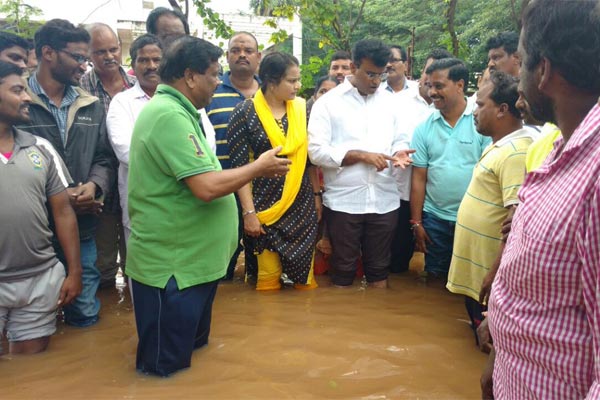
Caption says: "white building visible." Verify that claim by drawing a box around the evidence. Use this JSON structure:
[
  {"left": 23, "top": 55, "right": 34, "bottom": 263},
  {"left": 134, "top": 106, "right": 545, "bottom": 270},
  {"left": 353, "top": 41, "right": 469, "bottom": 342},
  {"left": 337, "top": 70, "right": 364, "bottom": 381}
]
[{"left": 11, "top": 0, "right": 302, "bottom": 64}]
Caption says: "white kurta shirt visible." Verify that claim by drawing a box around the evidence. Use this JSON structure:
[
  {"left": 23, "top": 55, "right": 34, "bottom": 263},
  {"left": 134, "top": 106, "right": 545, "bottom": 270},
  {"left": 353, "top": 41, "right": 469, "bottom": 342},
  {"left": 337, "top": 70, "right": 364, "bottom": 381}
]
[
  {"left": 308, "top": 78, "right": 409, "bottom": 214},
  {"left": 392, "top": 89, "right": 434, "bottom": 201}
]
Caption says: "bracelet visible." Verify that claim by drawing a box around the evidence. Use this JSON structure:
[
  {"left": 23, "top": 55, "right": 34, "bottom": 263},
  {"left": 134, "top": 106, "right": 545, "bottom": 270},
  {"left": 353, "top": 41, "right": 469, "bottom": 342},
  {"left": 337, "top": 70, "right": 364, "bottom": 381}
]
[
  {"left": 313, "top": 191, "right": 323, "bottom": 197},
  {"left": 410, "top": 222, "right": 421, "bottom": 230},
  {"left": 242, "top": 209, "right": 256, "bottom": 217},
  {"left": 409, "top": 219, "right": 422, "bottom": 225}
]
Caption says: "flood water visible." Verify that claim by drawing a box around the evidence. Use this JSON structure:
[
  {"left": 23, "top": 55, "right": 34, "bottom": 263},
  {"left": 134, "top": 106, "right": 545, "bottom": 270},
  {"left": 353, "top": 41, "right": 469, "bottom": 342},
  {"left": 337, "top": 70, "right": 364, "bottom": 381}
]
[{"left": 1, "top": 255, "right": 486, "bottom": 399}]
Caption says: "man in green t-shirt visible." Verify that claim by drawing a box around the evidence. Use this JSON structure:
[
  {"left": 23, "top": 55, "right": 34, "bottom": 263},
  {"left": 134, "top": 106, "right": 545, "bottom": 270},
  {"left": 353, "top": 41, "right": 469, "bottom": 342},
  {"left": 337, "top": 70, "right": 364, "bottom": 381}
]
[{"left": 127, "top": 36, "right": 291, "bottom": 377}]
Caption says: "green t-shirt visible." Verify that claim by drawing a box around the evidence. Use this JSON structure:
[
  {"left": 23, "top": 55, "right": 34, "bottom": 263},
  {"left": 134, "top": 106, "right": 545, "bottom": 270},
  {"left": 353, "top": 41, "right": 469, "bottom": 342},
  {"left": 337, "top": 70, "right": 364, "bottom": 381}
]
[{"left": 127, "top": 84, "right": 238, "bottom": 289}]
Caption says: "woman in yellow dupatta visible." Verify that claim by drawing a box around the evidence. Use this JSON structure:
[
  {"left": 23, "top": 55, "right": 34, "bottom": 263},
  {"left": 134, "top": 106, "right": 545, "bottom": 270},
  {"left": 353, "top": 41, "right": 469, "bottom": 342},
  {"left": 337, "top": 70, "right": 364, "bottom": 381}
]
[{"left": 227, "top": 52, "right": 321, "bottom": 290}]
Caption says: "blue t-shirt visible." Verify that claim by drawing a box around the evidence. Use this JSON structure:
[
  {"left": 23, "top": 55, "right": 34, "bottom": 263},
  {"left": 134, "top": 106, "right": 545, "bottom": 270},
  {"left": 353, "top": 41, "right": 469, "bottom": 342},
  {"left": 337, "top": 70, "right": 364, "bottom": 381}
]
[{"left": 411, "top": 101, "right": 491, "bottom": 221}]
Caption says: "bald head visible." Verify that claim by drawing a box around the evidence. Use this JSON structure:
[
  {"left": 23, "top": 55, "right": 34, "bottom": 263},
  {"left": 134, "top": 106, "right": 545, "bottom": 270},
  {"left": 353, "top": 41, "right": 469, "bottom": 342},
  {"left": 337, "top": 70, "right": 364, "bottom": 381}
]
[
  {"left": 87, "top": 23, "right": 122, "bottom": 76},
  {"left": 226, "top": 31, "right": 261, "bottom": 78}
]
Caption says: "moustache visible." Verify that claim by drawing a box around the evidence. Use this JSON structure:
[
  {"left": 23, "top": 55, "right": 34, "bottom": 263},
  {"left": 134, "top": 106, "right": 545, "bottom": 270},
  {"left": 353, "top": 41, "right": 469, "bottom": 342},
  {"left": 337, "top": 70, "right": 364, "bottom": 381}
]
[{"left": 144, "top": 70, "right": 159, "bottom": 77}]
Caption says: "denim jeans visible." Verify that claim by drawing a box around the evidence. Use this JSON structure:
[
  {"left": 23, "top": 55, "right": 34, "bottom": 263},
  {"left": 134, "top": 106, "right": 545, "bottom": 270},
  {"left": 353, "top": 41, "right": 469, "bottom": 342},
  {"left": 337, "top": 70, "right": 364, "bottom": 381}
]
[
  {"left": 62, "top": 237, "right": 101, "bottom": 327},
  {"left": 421, "top": 211, "right": 455, "bottom": 277}
]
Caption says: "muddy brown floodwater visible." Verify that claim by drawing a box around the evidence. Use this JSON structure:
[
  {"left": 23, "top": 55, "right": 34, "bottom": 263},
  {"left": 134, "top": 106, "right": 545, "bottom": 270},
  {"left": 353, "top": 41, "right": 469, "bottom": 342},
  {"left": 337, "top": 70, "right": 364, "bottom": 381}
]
[{"left": 1, "top": 254, "right": 486, "bottom": 399}]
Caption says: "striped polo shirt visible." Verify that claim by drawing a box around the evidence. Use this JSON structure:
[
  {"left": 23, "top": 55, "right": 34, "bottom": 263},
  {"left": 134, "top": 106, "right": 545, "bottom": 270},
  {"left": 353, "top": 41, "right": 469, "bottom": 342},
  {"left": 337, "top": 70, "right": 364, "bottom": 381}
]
[{"left": 205, "top": 71, "right": 259, "bottom": 169}]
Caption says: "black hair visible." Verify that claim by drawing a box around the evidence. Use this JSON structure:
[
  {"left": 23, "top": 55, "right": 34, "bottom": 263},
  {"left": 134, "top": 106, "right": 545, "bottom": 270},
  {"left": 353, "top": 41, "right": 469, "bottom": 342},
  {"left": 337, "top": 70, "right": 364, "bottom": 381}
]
[
  {"left": 425, "top": 48, "right": 453, "bottom": 63},
  {"left": 487, "top": 71, "right": 520, "bottom": 119},
  {"left": 130, "top": 34, "right": 162, "bottom": 65},
  {"left": 390, "top": 45, "right": 407, "bottom": 62},
  {"left": 34, "top": 19, "right": 90, "bottom": 59},
  {"left": 146, "top": 7, "right": 190, "bottom": 36},
  {"left": 352, "top": 39, "right": 390, "bottom": 68},
  {"left": 0, "top": 59, "right": 24, "bottom": 81},
  {"left": 425, "top": 58, "right": 469, "bottom": 94},
  {"left": 315, "top": 75, "right": 338, "bottom": 91},
  {"left": 485, "top": 32, "right": 519, "bottom": 55},
  {"left": 228, "top": 31, "right": 259, "bottom": 49},
  {"left": 0, "top": 31, "right": 30, "bottom": 53},
  {"left": 522, "top": 0, "right": 600, "bottom": 93},
  {"left": 159, "top": 36, "right": 222, "bottom": 83},
  {"left": 259, "top": 51, "right": 299, "bottom": 93},
  {"left": 331, "top": 50, "right": 351, "bottom": 62}
]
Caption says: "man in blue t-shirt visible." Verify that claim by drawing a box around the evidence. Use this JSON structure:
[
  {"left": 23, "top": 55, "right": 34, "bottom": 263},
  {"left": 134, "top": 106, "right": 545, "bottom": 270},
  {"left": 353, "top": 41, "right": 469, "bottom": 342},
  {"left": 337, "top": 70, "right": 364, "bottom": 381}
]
[{"left": 410, "top": 58, "right": 490, "bottom": 281}]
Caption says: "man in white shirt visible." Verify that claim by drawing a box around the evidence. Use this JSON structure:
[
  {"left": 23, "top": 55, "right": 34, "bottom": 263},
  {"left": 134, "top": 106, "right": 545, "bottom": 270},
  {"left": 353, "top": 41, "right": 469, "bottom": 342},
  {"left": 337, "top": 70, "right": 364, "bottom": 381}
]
[
  {"left": 389, "top": 48, "right": 451, "bottom": 273},
  {"left": 308, "top": 39, "right": 413, "bottom": 288},
  {"left": 106, "top": 34, "right": 162, "bottom": 242},
  {"left": 383, "top": 45, "right": 418, "bottom": 95}
]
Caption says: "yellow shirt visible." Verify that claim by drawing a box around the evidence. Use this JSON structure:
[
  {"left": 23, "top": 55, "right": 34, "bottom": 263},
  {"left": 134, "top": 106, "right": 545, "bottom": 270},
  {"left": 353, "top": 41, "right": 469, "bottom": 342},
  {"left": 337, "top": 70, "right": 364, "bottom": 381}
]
[
  {"left": 525, "top": 123, "right": 561, "bottom": 172},
  {"left": 447, "top": 129, "right": 534, "bottom": 300}
]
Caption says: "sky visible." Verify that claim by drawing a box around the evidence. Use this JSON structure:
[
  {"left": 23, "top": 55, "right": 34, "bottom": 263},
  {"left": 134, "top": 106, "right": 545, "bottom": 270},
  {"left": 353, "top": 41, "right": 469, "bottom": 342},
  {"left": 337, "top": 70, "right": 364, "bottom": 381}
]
[{"left": 26, "top": 0, "right": 252, "bottom": 25}]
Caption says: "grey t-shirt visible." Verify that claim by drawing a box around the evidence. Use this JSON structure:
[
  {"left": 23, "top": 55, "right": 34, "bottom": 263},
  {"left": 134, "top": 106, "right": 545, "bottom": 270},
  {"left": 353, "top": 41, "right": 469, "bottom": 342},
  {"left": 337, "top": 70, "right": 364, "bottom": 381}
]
[{"left": 0, "top": 129, "right": 70, "bottom": 281}]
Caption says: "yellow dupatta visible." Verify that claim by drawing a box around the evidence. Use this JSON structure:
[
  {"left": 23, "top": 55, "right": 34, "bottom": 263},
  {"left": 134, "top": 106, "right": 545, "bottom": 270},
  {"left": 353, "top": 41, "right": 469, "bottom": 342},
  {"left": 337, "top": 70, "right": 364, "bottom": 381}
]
[{"left": 252, "top": 89, "right": 307, "bottom": 226}]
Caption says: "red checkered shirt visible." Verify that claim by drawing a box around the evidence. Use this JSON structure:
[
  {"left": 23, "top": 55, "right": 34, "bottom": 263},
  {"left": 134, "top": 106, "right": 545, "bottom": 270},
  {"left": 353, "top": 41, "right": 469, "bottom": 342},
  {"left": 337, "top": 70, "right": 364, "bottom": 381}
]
[{"left": 489, "top": 103, "right": 600, "bottom": 399}]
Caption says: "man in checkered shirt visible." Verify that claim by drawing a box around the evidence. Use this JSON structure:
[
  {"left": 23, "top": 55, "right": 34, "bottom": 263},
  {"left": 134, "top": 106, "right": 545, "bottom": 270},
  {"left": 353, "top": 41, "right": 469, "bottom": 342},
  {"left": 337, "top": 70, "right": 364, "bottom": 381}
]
[{"left": 481, "top": 1, "right": 600, "bottom": 398}]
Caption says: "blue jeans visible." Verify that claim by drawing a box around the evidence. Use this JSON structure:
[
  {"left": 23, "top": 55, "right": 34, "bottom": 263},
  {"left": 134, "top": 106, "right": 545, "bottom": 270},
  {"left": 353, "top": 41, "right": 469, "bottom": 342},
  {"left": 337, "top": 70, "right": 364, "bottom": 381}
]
[
  {"left": 422, "top": 211, "right": 455, "bottom": 277},
  {"left": 62, "top": 237, "right": 101, "bottom": 327}
]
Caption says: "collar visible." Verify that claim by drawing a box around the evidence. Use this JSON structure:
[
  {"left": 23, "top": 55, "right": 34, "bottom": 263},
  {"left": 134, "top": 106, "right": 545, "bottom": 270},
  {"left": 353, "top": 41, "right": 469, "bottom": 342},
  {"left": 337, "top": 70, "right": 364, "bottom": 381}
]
[
  {"left": 155, "top": 84, "right": 199, "bottom": 120},
  {"left": 87, "top": 67, "right": 137, "bottom": 91},
  {"left": 13, "top": 128, "right": 36, "bottom": 149},
  {"left": 383, "top": 78, "right": 414, "bottom": 93},
  {"left": 220, "top": 71, "right": 260, "bottom": 93},
  {"left": 493, "top": 128, "right": 536, "bottom": 147},
  {"left": 29, "top": 73, "right": 79, "bottom": 103},
  {"left": 431, "top": 97, "right": 474, "bottom": 121},
  {"left": 339, "top": 76, "right": 385, "bottom": 99},
  {"left": 130, "top": 81, "right": 152, "bottom": 100},
  {"left": 561, "top": 103, "right": 600, "bottom": 153}
]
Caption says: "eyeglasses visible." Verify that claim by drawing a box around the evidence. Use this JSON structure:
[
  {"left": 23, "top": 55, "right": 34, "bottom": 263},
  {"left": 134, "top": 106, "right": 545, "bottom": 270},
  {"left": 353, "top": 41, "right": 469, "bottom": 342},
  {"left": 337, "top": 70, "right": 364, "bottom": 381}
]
[
  {"left": 58, "top": 49, "right": 90, "bottom": 65},
  {"left": 389, "top": 57, "right": 404, "bottom": 63},
  {"left": 365, "top": 71, "right": 388, "bottom": 81}
]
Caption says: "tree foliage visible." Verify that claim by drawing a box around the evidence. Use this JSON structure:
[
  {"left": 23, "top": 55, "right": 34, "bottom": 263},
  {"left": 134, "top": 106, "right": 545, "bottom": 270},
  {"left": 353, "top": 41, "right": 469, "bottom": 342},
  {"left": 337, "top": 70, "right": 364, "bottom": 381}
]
[
  {"left": 0, "top": 0, "right": 42, "bottom": 38},
  {"left": 192, "top": 0, "right": 526, "bottom": 90},
  {"left": 191, "top": 0, "right": 234, "bottom": 40}
]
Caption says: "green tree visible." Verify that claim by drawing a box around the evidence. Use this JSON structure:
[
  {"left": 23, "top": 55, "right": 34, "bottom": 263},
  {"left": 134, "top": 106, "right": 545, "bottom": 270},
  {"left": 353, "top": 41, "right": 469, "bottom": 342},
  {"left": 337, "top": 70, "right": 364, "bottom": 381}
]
[
  {"left": 0, "top": 0, "right": 42, "bottom": 38},
  {"left": 192, "top": 0, "right": 524, "bottom": 91}
]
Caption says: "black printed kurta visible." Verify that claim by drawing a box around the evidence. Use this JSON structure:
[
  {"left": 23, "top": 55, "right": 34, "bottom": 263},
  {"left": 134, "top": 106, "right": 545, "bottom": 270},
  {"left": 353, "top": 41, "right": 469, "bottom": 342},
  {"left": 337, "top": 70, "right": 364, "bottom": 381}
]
[{"left": 227, "top": 99, "right": 317, "bottom": 284}]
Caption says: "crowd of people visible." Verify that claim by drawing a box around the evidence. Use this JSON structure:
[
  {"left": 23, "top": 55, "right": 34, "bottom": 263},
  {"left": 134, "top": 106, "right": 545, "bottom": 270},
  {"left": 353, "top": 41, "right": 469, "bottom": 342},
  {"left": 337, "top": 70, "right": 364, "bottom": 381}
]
[{"left": 0, "top": 0, "right": 599, "bottom": 398}]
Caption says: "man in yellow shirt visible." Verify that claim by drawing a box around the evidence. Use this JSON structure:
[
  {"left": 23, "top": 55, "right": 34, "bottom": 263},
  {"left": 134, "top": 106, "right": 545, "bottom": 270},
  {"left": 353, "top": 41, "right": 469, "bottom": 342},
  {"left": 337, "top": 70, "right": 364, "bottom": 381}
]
[{"left": 447, "top": 71, "right": 535, "bottom": 338}]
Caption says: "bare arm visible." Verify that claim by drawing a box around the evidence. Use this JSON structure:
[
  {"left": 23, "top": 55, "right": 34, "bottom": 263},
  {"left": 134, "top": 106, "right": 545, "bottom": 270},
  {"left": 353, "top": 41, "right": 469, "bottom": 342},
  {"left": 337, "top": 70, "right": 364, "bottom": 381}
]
[
  {"left": 48, "top": 190, "right": 82, "bottom": 306},
  {"left": 342, "top": 150, "right": 395, "bottom": 171},
  {"left": 410, "top": 166, "right": 432, "bottom": 253},
  {"left": 481, "top": 347, "right": 495, "bottom": 399},
  {"left": 237, "top": 183, "right": 265, "bottom": 237},
  {"left": 185, "top": 146, "right": 290, "bottom": 203},
  {"left": 479, "top": 205, "right": 518, "bottom": 304},
  {"left": 410, "top": 166, "right": 428, "bottom": 222},
  {"left": 308, "top": 165, "right": 322, "bottom": 222}
]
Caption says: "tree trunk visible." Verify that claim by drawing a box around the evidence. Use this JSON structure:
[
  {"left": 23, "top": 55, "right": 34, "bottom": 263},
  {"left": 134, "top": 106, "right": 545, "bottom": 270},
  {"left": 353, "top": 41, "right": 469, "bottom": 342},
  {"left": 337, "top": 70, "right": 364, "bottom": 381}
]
[
  {"left": 446, "top": 0, "right": 459, "bottom": 56},
  {"left": 518, "top": 0, "right": 532, "bottom": 30}
]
